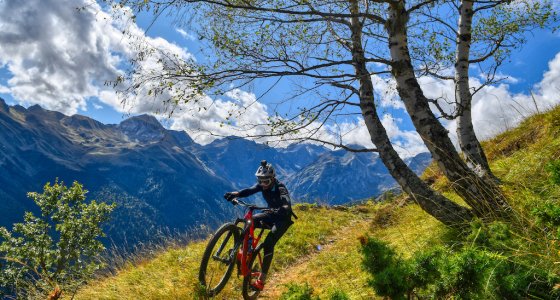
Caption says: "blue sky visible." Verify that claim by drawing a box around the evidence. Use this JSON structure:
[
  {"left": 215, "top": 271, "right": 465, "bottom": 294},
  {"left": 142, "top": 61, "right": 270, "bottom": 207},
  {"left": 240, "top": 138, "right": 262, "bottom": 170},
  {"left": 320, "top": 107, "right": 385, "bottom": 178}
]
[{"left": 0, "top": 0, "right": 559, "bottom": 157}]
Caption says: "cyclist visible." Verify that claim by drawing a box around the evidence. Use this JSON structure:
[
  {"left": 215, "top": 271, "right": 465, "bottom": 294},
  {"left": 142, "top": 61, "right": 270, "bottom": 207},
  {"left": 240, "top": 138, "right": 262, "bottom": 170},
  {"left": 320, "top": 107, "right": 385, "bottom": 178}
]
[{"left": 224, "top": 160, "right": 295, "bottom": 291}]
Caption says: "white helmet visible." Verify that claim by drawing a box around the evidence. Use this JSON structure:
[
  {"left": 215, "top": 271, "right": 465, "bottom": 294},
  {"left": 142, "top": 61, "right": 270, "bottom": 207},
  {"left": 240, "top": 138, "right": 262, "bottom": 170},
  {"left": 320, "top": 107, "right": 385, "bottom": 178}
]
[{"left": 255, "top": 160, "right": 275, "bottom": 179}]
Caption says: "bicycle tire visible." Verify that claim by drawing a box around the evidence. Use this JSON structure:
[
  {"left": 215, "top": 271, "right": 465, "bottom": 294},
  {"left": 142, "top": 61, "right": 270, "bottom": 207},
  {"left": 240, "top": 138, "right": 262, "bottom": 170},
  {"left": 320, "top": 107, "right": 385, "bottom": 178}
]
[
  {"left": 198, "top": 223, "right": 240, "bottom": 296},
  {"left": 241, "top": 246, "right": 265, "bottom": 300}
]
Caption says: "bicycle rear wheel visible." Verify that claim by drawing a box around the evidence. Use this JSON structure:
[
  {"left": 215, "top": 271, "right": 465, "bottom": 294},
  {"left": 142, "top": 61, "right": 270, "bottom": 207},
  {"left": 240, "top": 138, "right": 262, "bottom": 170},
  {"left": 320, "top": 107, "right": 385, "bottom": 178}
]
[
  {"left": 198, "top": 223, "right": 240, "bottom": 296},
  {"left": 241, "top": 246, "right": 265, "bottom": 300}
]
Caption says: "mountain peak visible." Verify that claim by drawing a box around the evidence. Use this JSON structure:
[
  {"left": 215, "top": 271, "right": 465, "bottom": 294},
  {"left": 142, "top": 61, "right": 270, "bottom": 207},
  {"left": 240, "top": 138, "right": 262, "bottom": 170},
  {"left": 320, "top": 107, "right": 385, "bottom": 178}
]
[
  {"left": 63, "top": 114, "right": 105, "bottom": 130},
  {"left": 118, "top": 114, "right": 166, "bottom": 142},
  {"left": 28, "top": 104, "right": 45, "bottom": 112},
  {"left": 0, "top": 97, "right": 8, "bottom": 112},
  {"left": 120, "top": 114, "right": 163, "bottom": 129}
]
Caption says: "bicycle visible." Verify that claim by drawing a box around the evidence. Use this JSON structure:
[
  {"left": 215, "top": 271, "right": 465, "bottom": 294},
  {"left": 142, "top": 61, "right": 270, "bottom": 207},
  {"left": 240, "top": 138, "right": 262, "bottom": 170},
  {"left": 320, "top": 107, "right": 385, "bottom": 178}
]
[{"left": 198, "top": 198, "right": 271, "bottom": 300}]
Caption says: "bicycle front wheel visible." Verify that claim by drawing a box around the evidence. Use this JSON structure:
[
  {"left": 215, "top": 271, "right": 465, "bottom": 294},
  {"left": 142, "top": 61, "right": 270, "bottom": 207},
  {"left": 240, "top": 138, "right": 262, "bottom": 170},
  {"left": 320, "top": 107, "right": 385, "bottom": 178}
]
[
  {"left": 198, "top": 223, "right": 240, "bottom": 296},
  {"left": 242, "top": 246, "right": 265, "bottom": 300}
]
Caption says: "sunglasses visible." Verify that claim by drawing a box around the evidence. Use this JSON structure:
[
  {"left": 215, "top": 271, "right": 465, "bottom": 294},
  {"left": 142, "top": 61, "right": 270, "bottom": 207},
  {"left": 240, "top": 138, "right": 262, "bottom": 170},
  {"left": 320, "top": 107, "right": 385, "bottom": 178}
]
[{"left": 258, "top": 178, "right": 272, "bottom": 186}]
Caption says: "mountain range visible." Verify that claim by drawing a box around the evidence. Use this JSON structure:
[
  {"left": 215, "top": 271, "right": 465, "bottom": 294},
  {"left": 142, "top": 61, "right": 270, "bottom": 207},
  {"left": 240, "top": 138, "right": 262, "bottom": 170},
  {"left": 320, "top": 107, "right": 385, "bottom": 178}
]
[{"left": 0, "top": 97, "right": 430, "bottom": 246}]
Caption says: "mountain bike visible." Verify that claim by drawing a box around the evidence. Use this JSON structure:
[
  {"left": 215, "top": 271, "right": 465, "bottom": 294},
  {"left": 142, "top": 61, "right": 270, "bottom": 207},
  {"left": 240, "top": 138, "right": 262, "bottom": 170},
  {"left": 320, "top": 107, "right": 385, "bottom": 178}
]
[{"left": 198, "top": 198, "right": 271, "bottom": 300}]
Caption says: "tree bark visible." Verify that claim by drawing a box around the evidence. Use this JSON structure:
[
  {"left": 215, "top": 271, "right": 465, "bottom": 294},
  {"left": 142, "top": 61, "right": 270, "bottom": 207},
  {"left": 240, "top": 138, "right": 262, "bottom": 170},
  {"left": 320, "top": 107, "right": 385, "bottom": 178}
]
[
  {"left": 455, "top": 0, "right": 496, "bottom": 180},
  {"left": 385, "top": 1, "right": 508, "bottom": 218},
  {"left": 349, "top": 0, "right": 473, "bottom": 225}
]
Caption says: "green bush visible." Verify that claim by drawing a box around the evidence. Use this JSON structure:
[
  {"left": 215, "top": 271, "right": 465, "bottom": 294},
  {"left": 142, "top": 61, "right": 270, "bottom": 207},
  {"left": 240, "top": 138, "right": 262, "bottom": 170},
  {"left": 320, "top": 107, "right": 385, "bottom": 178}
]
[
  {"left": 408, "top": 247, "right": 443, "bottom": 289},
  {"left": 328, "top": 289, "right": 350, "bottom": 300},
  {"left": 369, "top": 262, "right": 412, "bottom": 300},
  {"left": 360, "top": 231, "right": 559, "bottom": 299},
  {"left": 491, "top": 259, "right": 558, "bottom": 299},
  {"left": 280, "top": 283, "right": 320, "bottom": 300},
  {"left": 433, "top": 248, "right": 491, "bottom": 299},
  {"left": 546, "top": 159, "right": 560, "bottom": 185},
  {"left": 360, "top": 237, "right": 396, "bottom": 274},
  {"left": 532, "top": 202, "right": 560, "bottom": 238},
  {"left": 466, "top": 219, "right": 513, "bottom": 250},
  {"left": 0, "top": 180, "right": 115, "bottom": 298},
  {"left": 360, "top": 236, "right": 413, "bottom": 299}
]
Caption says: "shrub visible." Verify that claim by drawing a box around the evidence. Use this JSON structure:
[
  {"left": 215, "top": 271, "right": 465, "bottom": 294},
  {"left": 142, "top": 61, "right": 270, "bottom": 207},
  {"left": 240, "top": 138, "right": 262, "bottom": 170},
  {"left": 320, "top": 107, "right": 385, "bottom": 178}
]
[
  {"left": 360, "top": 231, "right": 559, "bottom": 299},
  {"left": 0, "top": 180, "right": 115, "bottom": 299},
  {"left": 532, "top": 202, "right": 560, "bottom": 238},
  {"left": 360, "top": 236, "right": 412, "bottom": 299},
  {"left": 433, "top": 248, "right": 491, "bottom": 299},
  {"left": 359, "top": 236, "right": 396, "bottom": 274},
  {"left": 546, "top": 159, "right": 560, "bottom": 185},
  {"left": 408, "top": 247, "right": 443, "bottom": 289},
  {"left": 280, "top": 283, "right": 320, "bottom": 300},
  {"left": 328, "top": 289, "right": 350, "bottom": 300},
  {"left": 466, "top": 219, "right": 513, "bottom": 250},
  {"left": 491, "top": 259, "right": 558, "bottom": 299}
]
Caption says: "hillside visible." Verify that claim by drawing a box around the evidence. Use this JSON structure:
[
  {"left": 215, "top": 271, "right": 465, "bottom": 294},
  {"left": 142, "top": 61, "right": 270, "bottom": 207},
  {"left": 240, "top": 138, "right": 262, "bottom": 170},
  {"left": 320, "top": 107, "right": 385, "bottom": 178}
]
[
  {"left": 0, "top": 98, "right": 430, "bottom": 248},
  {"left": 73, "top": 106, "right": 560, "bottom": 299}
]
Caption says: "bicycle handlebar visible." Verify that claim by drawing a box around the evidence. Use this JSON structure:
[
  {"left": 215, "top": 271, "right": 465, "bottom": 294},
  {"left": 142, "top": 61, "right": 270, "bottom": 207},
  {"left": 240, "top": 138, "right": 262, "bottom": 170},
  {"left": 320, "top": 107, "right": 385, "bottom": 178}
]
[{"left": 231, "top": 198, "right": 270, "bottom": 211}]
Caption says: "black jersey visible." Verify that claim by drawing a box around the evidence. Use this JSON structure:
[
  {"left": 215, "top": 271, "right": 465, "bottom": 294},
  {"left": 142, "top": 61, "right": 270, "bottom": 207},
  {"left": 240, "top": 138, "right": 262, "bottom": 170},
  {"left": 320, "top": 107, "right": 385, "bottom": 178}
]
[{"left": 236, "top": 180, "right": 292, "bottom": 216}]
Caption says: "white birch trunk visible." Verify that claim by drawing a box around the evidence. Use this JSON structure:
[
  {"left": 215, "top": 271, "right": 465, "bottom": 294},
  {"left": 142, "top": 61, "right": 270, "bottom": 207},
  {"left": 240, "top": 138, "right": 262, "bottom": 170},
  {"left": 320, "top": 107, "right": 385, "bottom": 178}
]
[
  {"left": 455, "top": 0, "right": 495, "bottom": 179},
  {"left": 385, "top": 0, "right": 508, "bottom": 217},
  {"left": 348, "top": 0, "right": 473, "bottom": 225}
]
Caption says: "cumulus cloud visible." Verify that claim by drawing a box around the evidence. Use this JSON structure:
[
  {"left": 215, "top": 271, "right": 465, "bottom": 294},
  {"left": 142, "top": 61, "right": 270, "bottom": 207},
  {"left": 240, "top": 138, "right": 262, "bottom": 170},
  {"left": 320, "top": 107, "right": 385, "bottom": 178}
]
[
  {"left": 0, "top": 0, "right": 193, "bottom": 116},
  {"left": 0, "top": 0, "right": 121, "bottom": 114},
  {"left": 0, "top": 85, "right": 10, "bottom": 94},
  {"left": 168, "top": 90, "right": 271, "bottom": 145},
  {"left": 1, "top": 0, "right": 558, "bottom": 158},
  {"left": 374, "top": 52, "right": 560, "bottom": 144},
  {"left": 321, "top": 116, "right": 427, "bottom": 158}
]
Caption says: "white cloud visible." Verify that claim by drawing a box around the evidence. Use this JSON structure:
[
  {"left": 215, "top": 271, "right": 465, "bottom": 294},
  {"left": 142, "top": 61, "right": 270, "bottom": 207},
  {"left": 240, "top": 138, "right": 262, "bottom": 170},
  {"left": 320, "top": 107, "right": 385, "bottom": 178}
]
[
  {"left": 0, "top": 85, "right": 10, "bottom": 94},
  {"left": 380, "top": 115, "right": 428, "bottom": 157},
  {"left": 371, "top": 75, "right": 404, "bottom": 109},
  {"left": 176, "top": 28, "right": 196, "bottom": 41},
  {"left": 168, "top": 90, "right": 271, "bottom": 145},
  {"left": 0, "top": 0, "right": 191, "bottom": 116},
  {"left": 383, "top": 53, "right": 560, "bottom": 143},
  {"left": 1, "top": 0, "right": 558, "bottom": 158},
  {"left": 0, "top": 0, "right": 122, "bottom": 114}
]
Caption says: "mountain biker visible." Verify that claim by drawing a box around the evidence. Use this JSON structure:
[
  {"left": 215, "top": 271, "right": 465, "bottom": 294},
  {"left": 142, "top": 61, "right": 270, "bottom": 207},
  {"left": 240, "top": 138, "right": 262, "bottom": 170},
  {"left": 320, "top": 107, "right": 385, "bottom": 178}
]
[{"left": 224, "top": 160, "right": 295, "bottom": 291}]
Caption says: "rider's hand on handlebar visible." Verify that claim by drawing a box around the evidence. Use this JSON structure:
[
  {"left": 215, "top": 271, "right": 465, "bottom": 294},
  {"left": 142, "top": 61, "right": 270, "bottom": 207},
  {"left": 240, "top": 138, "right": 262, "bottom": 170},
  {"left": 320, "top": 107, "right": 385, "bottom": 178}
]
[{"left": 224, "top": 192, "right": 238, "bottom": 202}]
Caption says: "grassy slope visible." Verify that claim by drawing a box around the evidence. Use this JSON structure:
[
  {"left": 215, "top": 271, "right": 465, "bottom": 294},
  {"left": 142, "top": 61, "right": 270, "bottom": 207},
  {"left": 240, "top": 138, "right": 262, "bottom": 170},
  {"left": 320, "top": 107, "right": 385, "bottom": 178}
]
[{"left": 76, "top": 106, "right": 560, "bottom": 299}]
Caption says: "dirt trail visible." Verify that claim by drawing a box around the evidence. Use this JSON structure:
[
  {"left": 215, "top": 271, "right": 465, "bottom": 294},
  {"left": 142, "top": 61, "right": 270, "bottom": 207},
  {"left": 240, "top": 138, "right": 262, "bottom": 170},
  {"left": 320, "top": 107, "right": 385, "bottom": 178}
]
[{"left": 260, "top": 216, "right": 374, "bottom": 299}]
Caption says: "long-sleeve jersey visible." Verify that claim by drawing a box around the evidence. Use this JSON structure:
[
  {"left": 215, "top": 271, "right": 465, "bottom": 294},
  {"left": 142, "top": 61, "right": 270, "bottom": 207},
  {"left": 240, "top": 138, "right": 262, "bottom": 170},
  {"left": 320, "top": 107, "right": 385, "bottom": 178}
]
[{"left": 237, "top": 180, "right": 292, "bottom": 216}]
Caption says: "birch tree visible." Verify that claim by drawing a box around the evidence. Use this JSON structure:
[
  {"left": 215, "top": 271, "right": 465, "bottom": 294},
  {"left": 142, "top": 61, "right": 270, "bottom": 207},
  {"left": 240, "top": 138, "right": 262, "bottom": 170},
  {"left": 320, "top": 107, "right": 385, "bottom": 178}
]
[
  {"left": 104, "top": 0, "right": 555, "bottom": 221},
  {"left": 418, "top": 0, "right": 556, "bottom": 178},
  {"left": 107, "top": 0, "right": 476, "bottom": 225}
]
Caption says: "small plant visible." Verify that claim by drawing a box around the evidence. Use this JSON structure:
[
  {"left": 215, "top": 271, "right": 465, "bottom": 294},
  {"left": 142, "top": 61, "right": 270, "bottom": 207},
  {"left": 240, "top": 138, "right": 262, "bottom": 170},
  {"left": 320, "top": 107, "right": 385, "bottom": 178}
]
[
  {"left": 328, "top": 289, "right": 350, "bottom": 300},
  {"left": 360, "top": 230, "right": 560, "bottom": 299},
  {"left": 280, "top": 283, "right": 320, "bottom": 300},
  {"left": 466, "top": 219, "right": 513, "bottom": 250},
  {"left": 192, "top": 281, "right": 209, "bottom": 300},
  {"left": 532, "top": 202, "right": 560, "bottom": 238},
  {"left": 546, "top": 159, "right": 560, "bottom": 185},
  {"left": 360, "top": 236, "right": 413, "bottom": 299},
  {"left": 0, "top": 180, "right": 115, "bottom": 299}
]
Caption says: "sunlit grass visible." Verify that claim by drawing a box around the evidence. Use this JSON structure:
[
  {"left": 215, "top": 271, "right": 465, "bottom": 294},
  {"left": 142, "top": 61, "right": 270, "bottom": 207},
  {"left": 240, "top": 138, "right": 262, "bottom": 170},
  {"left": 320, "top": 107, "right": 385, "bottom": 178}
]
[
  {"left": 75, "top": 205, "right": 358, "bottom": 299},
  {"left": 76, "top": 105, "right": 560, "bottom": 299}
]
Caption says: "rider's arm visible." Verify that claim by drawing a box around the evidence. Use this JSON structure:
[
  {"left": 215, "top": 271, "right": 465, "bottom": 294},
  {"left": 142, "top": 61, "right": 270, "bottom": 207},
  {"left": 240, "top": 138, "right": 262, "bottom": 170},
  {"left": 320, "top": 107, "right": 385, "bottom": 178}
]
[
  {"left": 277, "top": 185, "right": 292, "bottom": 214},
  {"left": 236, "top": 184, "right": 262, "bottom": 198}
]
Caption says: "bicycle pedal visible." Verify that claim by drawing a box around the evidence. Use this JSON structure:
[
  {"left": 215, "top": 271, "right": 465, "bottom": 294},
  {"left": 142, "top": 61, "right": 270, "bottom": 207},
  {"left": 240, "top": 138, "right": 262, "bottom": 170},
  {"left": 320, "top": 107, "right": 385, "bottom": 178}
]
[{"left": 251, "top": 279, "right": 265, "bottom": 291}]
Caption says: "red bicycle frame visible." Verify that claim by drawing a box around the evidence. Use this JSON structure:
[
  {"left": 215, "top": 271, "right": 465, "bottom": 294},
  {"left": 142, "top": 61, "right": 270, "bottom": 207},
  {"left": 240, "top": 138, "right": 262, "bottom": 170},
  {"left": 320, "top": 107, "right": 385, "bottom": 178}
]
[{"left": 233, "top": 199, "right": 268, "bottom": 277}]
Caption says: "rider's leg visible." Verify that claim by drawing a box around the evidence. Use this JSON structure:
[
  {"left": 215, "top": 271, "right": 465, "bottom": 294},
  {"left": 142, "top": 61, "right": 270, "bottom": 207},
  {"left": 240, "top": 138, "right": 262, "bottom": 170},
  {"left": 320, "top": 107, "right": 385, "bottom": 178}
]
[
  {"left": 259, "top": 219, "right": 292, "bottom": 279},
  {"left": 251, "top": 213, "right": 292, "bottom": 290}
]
